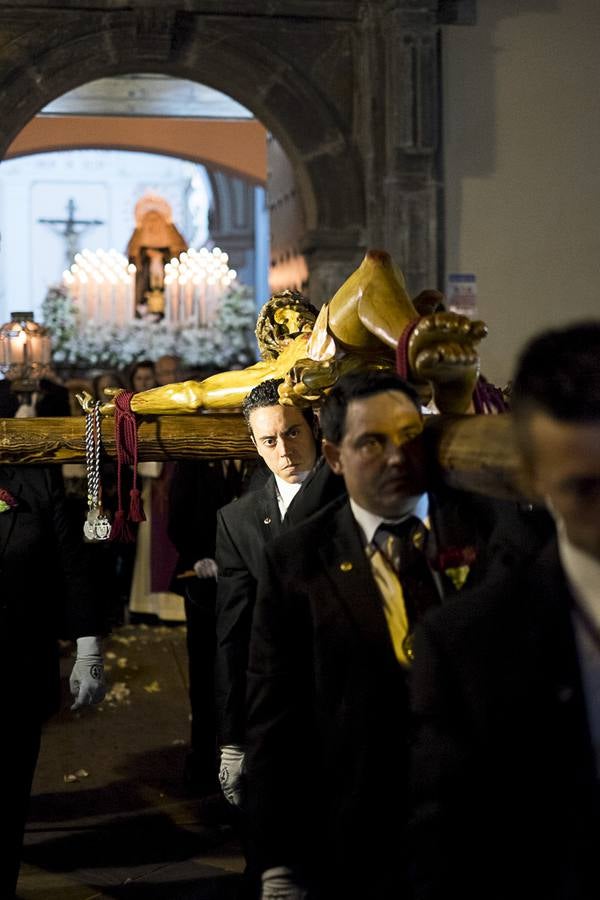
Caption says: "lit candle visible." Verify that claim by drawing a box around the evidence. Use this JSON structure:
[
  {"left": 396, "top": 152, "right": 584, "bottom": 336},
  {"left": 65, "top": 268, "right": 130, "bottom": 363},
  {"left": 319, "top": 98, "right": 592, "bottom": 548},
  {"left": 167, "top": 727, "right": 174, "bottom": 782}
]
[
  {"left": 127, "top": 264, "right": 136, "bottom": 321},
  {"left": 80, "top": 272, "right": 89, "bottom": 323},
  {"left": 28, "top": 333, "right": 43, "bottom": 368},
  {"left": 114, "top": 281, "right": 124, "bottom": 327},
  {"left": 179, "top": 279, "right": 186, "bottom": 323},
  {"left": 10, "top": 328, "right": 27, "bottom": 364},
  {"left": 185, "top": 279, "right": 193, "bottom": 322}
]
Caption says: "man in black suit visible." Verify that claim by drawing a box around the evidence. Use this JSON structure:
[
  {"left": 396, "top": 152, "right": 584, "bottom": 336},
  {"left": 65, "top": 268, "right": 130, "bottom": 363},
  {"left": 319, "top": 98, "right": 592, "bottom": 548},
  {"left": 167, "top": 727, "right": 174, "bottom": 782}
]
[
  {"left": 409, "top": 322, "right": 600, "bottom": 900},
  {"left": 215, "top": 379, "right": 343, "bottom": 808},
  {"left": 245, "top": 370, "right": 541, "bottom": 900},
  {"left": 0, "top": 465, "right": 107, "bottom": 897},
  {"left": 168, "top": 456, "right": 258, "bottom": 795}
]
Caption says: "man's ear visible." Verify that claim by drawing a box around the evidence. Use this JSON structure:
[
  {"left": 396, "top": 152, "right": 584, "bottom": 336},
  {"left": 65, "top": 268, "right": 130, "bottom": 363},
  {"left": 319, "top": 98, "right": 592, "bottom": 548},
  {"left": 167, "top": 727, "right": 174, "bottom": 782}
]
[{"left": 322, "top": 439, "right": 343, "bottom": 475}]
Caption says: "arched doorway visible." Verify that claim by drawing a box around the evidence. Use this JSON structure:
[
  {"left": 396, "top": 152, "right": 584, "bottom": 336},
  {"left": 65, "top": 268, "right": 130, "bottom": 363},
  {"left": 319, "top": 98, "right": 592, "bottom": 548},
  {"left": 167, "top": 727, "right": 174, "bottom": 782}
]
[
  {"left": 0, "top": 12, "right": 367, "bottom": 303},
  {"left": 0, "top": 146, "right": 267, "bottom": 320},
  {"left": 1, "top": 72, "right": 275, "bottom": 320}
]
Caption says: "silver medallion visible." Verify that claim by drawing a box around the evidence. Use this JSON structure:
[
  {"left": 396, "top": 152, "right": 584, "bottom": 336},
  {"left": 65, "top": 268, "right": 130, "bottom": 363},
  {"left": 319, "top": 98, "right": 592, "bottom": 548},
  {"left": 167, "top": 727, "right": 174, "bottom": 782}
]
[
  {"left": 93, "top": 514, "right": 112, "bottom": 541},
  {"left": 83, "top": 509, "right": 97, "bottom": 542}
]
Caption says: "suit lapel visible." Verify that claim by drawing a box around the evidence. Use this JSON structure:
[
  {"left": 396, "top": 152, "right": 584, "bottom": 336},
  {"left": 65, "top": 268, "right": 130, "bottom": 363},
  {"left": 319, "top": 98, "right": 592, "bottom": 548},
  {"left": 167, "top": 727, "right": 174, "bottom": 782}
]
[
  {"left": 318, "top": 501, "right": 399, "bottom": 666},
  {"left": 516, "top": 542, "right": 598, "bottom": 784},
  {"left": 256, "top": 478, "right": 283, "bottom": 541},
  {"left": 527, "top": 544, "right": 589, "bottom": 698},
  {"left": 427, "top": 490, "right": 482, "bottom": 596},
  {"left": 285, "top": 459, "right": 319, "bottom": 524}
]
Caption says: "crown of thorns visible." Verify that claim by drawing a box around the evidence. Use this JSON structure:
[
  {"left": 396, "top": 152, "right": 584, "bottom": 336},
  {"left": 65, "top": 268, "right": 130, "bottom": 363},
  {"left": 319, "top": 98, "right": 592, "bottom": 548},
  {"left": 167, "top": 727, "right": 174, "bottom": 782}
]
[{"left": 255, "top": 290, "right": 318, "bottom": 360}]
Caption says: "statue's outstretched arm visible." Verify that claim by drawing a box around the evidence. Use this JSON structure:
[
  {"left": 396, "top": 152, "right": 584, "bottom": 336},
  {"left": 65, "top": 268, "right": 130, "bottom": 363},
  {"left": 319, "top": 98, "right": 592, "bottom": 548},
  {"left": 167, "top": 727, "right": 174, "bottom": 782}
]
[{"left": 78, "top": 333, "right": 314, "bottom": 416}]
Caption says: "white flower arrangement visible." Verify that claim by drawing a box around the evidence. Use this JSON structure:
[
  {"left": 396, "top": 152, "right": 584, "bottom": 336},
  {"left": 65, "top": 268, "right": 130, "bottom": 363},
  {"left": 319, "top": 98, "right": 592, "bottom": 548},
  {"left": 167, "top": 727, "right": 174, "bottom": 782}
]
[{"left": 42, "top": 282, "right": 258, "bottom": 370}]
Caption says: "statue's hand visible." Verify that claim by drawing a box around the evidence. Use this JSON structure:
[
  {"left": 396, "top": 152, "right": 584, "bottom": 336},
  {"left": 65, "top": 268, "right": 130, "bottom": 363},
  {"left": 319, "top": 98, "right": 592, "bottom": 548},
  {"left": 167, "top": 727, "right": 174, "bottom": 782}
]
[
  {"left": 278, "top": 358, "right": 339, "bottom": 407},
  {"left": 100, "top": 387, "right": 125, "bottom": 411},
  {"left": 408, "top": 313, "right": 488, "bottom": 414},
  {"left": 75, "top": 389, "right": 118, "bottom": 416},
  {"left": 75, "top": 390, "right": 96, "bottom": 414}
]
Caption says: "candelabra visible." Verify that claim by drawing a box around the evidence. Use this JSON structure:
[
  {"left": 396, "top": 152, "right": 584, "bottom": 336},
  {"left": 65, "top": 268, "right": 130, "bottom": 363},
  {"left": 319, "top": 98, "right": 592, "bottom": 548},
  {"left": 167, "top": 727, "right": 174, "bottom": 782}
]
[
  {"left": 0, "top": 311, "right": 52, "bottom": 396},
  {"left": 63, "top": 249, "right": 137, "bottom": 329},
  {"left": 163, "top": 247, "right": 237, "bottom": 326}
]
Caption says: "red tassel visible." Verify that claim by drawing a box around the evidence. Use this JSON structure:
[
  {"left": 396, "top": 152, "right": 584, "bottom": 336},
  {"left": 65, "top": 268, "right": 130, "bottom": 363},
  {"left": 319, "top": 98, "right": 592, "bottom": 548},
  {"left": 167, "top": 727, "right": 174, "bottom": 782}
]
[
  {"left": 110, "top": 509, "right": 135, "bottom": 543},
  {"left": 128, "top": 487, "right": 146, "bottom": 523},
  {"left": 396, "top": 319, "right": 420, "bottom": 380},
  {"left": 110, "top": 391, "right": 139, "bottom": 543}
]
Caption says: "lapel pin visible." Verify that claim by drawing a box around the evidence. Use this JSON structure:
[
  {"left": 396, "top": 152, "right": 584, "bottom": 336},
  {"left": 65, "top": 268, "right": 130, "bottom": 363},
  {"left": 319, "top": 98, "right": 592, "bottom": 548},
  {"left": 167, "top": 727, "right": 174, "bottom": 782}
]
[
  {"left": 557, "top": 686, "right": 574, "bottom": 704},
  {"left": 339, "top": 561, "right": 353, "bottom": 572},
  {"left": 412, "top": 531, "right": 425, "bottom": 549},
  {"left": 263, "top": 516, "right": 272, "bottom": 525}
]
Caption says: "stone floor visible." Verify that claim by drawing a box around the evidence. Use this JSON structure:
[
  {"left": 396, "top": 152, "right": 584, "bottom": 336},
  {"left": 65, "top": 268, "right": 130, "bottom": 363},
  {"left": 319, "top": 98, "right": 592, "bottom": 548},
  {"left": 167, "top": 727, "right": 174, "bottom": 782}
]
[{"left": 17, "top": 623, "right": 245, "bottom": 899}]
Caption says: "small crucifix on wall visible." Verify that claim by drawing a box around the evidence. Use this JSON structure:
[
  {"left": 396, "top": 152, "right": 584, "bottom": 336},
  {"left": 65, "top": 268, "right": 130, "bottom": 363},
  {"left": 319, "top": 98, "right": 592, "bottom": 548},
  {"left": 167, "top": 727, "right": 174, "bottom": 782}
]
[{"left": 38, "top": 198, "right": 104, "bottom": 269}]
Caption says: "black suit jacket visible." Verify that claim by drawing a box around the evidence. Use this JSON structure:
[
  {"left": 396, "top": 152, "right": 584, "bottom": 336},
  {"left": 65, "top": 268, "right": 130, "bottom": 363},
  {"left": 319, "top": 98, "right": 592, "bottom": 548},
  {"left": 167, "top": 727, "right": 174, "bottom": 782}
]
[
  {"left": 0, "top": 466, "right": 104, "bottom": 720},
  {"left": 409, "top": 540, "right": 598, "bottom": 900},
  {"left": 245, "top": 490, "right": 547, "bottom": 897},
  {"left": 214, "top": 457, "right": 344, "bottom": 745}
]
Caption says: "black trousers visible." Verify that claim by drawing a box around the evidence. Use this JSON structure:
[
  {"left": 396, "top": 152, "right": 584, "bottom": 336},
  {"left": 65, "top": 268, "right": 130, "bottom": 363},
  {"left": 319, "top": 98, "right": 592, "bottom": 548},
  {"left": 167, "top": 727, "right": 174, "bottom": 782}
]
[
  {"left": 1, "top": 712, "right": 42, "bottom": 898},
  {"left": 184, "top": 580, "right": 219, "bottom": 793}
]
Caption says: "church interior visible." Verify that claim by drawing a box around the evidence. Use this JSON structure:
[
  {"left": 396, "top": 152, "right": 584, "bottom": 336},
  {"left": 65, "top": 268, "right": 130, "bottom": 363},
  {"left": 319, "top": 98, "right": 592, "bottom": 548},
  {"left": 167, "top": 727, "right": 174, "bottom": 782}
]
[{"left": 0, "top": 0, "right": 598, "bottom": 897}]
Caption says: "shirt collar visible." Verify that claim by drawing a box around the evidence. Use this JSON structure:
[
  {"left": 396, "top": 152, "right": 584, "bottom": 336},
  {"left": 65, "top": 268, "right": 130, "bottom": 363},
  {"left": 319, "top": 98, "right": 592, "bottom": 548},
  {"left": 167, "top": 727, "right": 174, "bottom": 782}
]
[
  {"left": 349, "top": 494, "right": 429, "bottom": 546},
  {"left": 558, "top": 530, "right": 600, "bottom": 629},
  {"left": 274, "top": 471, "right": 309, "bottom": 516}
]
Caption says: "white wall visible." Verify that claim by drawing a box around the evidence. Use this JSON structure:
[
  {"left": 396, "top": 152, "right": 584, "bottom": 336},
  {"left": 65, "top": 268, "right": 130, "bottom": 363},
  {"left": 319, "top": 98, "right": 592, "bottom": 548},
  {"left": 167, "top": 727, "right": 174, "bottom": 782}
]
[{"left": 443, "top": 0, "right": 600, "bottom": 385}]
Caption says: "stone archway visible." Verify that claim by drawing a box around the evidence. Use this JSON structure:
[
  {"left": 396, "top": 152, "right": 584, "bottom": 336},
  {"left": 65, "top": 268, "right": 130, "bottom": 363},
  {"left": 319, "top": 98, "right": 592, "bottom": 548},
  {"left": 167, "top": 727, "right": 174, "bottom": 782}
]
[
  {"left": 0, "top": 3, "right": 461, "bottom": 300},
  {"left": 206, "top": 169, "right": 257, "bottom": 292},
  {"left": 6, "top": 116, "right": 267, "bottom": 185},
  {"left": 0, "top": 6, "right": 365, "bottom": 300}
]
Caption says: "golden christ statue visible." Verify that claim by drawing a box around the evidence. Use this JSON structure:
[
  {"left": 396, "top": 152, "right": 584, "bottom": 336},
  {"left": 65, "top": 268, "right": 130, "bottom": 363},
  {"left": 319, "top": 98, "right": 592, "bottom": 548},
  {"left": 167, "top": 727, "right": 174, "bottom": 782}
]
[{"left": 80, "top": 249, "right": 487, "bottom": 416}]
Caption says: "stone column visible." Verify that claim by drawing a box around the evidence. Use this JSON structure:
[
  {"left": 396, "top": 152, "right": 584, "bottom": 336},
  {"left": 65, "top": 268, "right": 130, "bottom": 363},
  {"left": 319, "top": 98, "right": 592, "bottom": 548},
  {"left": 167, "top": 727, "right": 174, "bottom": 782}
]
[
  {"left": 357, "top": 1, "right": 442, "bottom": 295},
  {"left": 301, "top": 228, "right": 363, "bottom": 306}
]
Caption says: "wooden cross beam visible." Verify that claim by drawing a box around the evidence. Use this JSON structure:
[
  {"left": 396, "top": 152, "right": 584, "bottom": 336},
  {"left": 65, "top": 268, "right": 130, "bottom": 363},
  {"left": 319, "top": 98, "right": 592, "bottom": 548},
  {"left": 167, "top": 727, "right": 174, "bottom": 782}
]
[{"left": 0, "top": 413, "right": 532, "bottom": 502}]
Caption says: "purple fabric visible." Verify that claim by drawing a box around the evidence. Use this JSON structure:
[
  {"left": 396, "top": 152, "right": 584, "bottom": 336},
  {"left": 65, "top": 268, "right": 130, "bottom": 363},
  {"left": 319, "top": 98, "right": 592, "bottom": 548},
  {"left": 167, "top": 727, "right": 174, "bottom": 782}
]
[{"left": 150, "top": 462, "right": 179, "bottom": 593}]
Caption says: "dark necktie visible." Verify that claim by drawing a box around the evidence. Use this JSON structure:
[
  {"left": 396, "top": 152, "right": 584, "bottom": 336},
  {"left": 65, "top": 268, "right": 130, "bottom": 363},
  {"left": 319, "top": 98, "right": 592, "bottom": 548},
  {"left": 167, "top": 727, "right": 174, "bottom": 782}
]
[{"left": 373, "top": 516, "right": 441, "bottom": 627}]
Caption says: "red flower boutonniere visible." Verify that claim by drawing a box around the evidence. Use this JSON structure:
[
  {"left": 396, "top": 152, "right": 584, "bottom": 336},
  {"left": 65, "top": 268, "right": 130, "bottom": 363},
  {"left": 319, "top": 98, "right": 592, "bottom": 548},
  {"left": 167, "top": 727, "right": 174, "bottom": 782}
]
[
  {"left": 432, "top": 545, "right": 477, "bottom": 590},
  {"left": 0, "top": 488, "right": 18, "bottom": 514}
]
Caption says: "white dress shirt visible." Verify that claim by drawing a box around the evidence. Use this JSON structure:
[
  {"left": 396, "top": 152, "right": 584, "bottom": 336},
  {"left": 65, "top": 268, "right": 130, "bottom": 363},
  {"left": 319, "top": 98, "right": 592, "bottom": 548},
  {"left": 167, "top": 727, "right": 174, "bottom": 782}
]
[
  {"left": 349, "top": 493, "right": 430, "bottom": 546},
  {"left": 558, "top": 532, "right": 600, "bottom": 776},
  {"left": 274, "top": 471, "right": 309, "bottom": 520},
  {"left": 350, "top": 494, "right": 442, "bottom": 598}
]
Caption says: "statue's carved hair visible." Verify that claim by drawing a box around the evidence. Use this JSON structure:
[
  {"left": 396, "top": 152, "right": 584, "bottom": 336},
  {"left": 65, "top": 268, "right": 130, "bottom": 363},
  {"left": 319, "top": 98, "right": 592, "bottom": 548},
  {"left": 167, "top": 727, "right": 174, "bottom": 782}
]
[{"left": 255, "top": 290, "right": 318, "bottom": 360}]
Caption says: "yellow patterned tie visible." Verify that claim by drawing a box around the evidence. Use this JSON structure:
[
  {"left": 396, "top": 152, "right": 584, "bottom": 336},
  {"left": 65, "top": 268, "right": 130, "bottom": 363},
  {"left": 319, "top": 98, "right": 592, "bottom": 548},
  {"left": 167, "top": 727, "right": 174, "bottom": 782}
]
[
  {"left": 368, "top": 518, "right": 440, "bottom": 666},
  {"left": 368, "top": 547, "right": 413, "bottom": 666}
]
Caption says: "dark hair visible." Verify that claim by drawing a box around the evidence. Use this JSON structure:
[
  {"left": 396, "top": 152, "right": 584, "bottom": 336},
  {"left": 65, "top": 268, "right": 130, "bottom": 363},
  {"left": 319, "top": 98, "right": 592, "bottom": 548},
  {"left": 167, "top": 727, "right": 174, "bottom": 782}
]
[
  {"left": 129, "top": 359, "right": 156, "bottom": 390},
  {"left": 92, "top": 370, "right": 125, "bottom": 400},
  {"left": 242, "top": 378, "right": 315, "bottom": 433},
  {"left": 320, "top": 371, "right": 421, "bottom": 444},
  {"left": 512, "top": 322, "right": 600, "bottom": 425}
]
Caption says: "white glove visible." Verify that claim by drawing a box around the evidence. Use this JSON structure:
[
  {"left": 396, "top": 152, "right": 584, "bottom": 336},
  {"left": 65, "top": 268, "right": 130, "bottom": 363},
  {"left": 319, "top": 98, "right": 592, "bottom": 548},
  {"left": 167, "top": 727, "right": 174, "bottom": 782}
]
[
  {"left": 219, "top": 744, "right": 245, "bottom": 807},
  {"left": 70, "top": 636, "right": 107, "bottom": 710},
  {"left": 193, "top": 558, "right": 219, "bottom": 579},
  {"left": 261, "top": 867, "right": 308, "bottom": 899},
  {"left": 15, "top": 401, "right": 36, "bottom": 418}
]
